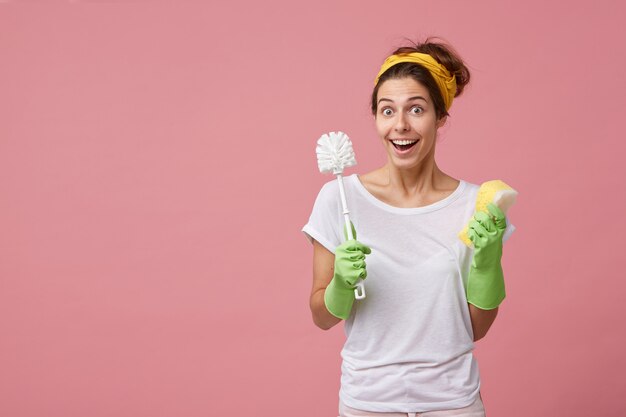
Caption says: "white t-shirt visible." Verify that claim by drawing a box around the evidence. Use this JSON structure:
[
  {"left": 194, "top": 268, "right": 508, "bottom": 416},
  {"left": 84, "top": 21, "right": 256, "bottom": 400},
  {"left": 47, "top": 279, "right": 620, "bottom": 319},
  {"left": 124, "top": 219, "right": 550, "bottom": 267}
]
[{"left": 302, "top": 174, "right": 515, "bottom": 413}]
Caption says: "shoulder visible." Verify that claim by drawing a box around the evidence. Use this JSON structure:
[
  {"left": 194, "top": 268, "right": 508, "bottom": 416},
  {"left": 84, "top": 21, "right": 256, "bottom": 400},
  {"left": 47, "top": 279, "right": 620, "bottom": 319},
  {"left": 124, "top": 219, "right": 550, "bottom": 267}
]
[
  {"left": 463, "top": 180, "right": 480, "bottom": 192},
  {"left": 311, "top": 178, "right": 341, "bottom": 209},
  {"left": 459, "top": 180, "right": 479, "bottom": 205},
  {"left": 318, "top": 177, "right": 339, "bottom": 196},
  {"left": 358, "top": 168, "right": 386, "bottom": 188}
]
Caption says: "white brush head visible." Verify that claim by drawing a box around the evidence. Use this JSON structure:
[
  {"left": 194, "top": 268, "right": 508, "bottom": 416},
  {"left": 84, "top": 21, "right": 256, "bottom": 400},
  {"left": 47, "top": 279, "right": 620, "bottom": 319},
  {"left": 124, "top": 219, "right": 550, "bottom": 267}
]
[{"left": 316, "top": 131, "right": 357, "bottom": 175}]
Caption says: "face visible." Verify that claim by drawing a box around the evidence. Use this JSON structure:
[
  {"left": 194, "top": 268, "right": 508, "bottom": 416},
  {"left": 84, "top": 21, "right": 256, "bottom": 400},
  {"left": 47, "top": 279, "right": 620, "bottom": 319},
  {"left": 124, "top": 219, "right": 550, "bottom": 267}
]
[{"left": 375, "top": 77, "right": 446, "bottom": 170}]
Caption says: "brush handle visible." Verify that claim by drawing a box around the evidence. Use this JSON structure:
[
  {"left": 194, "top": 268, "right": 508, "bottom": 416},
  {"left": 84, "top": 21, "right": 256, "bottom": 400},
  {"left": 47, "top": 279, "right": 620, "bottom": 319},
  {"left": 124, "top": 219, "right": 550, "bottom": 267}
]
[{"left": 336, "top": 174, "right": 366, "bottom": 300}]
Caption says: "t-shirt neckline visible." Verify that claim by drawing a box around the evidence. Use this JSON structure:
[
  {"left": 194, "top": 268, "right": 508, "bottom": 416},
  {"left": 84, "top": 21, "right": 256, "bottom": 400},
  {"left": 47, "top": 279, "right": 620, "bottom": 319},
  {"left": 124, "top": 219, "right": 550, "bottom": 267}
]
[{"left": 350, "top": 173, "right": 466, "bottom": 215}]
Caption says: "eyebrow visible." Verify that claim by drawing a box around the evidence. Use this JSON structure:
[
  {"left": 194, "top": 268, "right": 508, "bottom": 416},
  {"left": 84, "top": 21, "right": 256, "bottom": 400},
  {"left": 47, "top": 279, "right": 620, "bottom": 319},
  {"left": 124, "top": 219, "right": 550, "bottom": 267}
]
[{"left": 377, "top": 96, "right": 428, "bottom": 104}]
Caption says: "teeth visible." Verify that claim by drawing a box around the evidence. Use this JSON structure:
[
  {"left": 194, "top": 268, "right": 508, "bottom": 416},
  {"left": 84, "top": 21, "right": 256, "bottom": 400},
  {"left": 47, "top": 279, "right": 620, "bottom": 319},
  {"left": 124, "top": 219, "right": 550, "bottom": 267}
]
[{"left": 391, "top": 139, "right": 418, "bottom": 145}]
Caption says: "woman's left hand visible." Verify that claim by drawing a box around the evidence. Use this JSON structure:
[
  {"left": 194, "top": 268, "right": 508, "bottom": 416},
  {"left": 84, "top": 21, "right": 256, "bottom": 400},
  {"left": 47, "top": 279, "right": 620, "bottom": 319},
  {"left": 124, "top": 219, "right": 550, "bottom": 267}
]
[
  {"left": 468, "top": 203, "right": 507, "bottom": 266},
  {"left": 466, "top": 203, "right": 508, "bottom": 310}
]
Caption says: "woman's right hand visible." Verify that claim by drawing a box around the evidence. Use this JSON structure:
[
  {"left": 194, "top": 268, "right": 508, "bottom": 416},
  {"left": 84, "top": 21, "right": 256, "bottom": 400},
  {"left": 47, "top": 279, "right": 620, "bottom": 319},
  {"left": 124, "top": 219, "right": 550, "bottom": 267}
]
[
  {"left": 324, "top": 229, "right": 371, "bottom": 320},
  {"left": 332, "top": 239, "right": 371, "bottom": 289}
]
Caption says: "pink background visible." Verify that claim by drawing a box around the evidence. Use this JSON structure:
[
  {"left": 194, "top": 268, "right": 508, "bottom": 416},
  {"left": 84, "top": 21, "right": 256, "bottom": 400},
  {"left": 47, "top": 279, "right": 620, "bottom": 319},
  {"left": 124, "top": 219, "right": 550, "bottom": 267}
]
[{"left": 1, "top": 1, "right": 625, "bottom": 416}]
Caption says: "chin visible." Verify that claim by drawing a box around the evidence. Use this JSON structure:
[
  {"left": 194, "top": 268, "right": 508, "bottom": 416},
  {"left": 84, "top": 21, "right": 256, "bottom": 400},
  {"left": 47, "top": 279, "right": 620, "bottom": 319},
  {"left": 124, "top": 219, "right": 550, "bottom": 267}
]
[{"left": 389, "top": 158, "right": 421, "bottom": 170}]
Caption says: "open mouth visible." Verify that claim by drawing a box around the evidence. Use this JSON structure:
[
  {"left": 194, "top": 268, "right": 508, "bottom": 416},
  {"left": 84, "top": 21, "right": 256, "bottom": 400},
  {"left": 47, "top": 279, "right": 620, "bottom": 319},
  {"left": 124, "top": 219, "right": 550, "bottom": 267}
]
[{"left": 391, "top": 139, "right": 419, "bottom": 151}]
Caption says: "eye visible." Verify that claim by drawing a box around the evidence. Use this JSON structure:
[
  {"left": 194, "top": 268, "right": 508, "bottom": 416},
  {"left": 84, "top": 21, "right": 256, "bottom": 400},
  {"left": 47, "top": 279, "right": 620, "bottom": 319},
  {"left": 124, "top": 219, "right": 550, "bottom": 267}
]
[
  {"left": 410, "top": 106, "right": 424, "bottom": 115},
  {"left": 382, "top": 108, "right": 393, "bottom": 116}
]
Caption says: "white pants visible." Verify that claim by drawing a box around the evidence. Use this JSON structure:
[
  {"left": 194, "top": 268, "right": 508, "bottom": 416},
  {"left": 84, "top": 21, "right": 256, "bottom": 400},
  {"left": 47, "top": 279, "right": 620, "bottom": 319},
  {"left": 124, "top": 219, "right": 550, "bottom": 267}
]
[{"left": 338, "top": 394, "right": 485, "bottom": 417}]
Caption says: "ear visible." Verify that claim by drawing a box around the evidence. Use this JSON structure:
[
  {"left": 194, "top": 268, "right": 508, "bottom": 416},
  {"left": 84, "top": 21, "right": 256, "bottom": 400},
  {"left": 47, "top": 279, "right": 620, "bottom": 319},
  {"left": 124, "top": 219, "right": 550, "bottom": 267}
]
[{"left": 436, "top": 115, "right": 447, "bottom": 129}]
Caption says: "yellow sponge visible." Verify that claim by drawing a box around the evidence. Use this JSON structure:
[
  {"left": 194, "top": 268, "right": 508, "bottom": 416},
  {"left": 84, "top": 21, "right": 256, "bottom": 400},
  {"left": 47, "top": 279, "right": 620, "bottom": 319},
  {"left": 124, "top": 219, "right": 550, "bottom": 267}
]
[{"left": 459, "top": 180, "right": 518, "bottom": 247}]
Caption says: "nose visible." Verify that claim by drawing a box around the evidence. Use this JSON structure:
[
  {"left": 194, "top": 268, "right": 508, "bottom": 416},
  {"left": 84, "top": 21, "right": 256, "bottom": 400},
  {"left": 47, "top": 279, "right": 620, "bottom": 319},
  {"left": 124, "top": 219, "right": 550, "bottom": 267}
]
[{"left": 394, "top": 113, "right": 410, "bottom": 132}]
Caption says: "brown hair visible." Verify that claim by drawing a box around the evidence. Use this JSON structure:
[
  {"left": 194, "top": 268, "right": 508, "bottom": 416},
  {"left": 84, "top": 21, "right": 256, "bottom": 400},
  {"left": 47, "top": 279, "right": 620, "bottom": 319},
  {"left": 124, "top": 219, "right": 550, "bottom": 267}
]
[{"left": 371, "top": 37, "right": 471, "bottom": 121}]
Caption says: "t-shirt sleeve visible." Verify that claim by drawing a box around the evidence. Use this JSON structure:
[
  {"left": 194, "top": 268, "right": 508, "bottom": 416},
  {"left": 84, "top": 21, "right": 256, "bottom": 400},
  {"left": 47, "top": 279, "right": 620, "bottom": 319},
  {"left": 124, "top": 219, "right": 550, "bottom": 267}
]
[
  {"left": 301, "top": 181, "right": 342, "bottom": 254},
  {"left": 503, "top": 216, "right": 515, "bottom": 244}
]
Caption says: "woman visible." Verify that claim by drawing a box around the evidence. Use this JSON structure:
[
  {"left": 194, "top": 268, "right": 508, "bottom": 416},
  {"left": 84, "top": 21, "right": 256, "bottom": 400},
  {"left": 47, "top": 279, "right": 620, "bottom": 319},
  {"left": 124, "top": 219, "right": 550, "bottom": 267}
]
[{"left": 302, "top": 38, "right": 515, "bottom": 417}]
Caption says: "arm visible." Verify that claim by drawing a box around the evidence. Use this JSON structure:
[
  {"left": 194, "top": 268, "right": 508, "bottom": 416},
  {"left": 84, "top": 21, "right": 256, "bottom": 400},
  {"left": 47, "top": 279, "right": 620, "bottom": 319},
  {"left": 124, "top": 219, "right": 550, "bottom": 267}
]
[
  {"left": 309, "top": 240, "right": 342, "bottom": 330},
  {"left": 468, "top": 303, "right": 498, "bottom": 341},
  {"left": 466, "top": 203, "right": 508, "bottom": 340}
]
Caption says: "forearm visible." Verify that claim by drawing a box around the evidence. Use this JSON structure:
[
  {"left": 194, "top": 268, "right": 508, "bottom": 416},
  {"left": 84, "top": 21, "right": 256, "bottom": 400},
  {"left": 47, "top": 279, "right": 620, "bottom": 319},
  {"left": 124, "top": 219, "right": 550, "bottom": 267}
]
[
  {"left": 468, "top": 303, "right": 498, "bottom": 341},
  {"left": 310, "top": 288, "right": 342, "bottom": 330}
]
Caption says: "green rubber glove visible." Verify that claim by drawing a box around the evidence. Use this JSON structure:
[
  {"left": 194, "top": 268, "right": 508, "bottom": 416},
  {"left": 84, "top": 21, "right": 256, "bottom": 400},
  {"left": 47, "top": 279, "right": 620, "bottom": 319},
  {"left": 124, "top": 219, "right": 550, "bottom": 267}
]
[
  {"left": 324, "top": 224, "right": 371, "bottom": 320},
  {"left": 466, "top": 203, "right": 507, "bottom": 310}
]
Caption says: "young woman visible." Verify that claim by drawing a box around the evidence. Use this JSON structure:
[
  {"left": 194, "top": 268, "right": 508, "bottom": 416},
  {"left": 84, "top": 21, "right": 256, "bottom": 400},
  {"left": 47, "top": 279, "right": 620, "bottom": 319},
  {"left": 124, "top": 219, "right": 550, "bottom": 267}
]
[{"left": 302, "top": 38, "right": 515, "bottom": 417}]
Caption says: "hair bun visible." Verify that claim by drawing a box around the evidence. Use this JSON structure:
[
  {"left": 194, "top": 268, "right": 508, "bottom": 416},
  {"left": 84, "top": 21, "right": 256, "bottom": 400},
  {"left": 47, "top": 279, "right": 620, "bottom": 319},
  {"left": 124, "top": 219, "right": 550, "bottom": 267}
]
[{"left": 395, "top": 37, "right": 471, "bottom": 98}]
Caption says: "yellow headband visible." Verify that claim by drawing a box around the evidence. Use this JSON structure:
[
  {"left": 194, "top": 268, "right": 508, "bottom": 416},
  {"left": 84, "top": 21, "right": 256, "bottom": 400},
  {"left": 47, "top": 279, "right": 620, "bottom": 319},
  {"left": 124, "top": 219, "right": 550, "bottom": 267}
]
[{"left": 374, "top": 52, "right": 457, "bottom": 112}]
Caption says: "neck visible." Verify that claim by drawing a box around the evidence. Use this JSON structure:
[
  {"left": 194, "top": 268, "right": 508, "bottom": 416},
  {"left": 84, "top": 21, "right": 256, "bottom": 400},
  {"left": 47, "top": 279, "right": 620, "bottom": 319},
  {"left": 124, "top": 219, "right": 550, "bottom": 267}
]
[{"left": 383, "top": 156, "right": 446, "bottom": 195}]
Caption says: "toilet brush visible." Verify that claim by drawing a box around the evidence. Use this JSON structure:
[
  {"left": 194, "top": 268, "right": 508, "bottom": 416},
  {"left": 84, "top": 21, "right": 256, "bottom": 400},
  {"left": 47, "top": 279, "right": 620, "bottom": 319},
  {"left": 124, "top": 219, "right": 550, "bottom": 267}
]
[{"left": 315, "top": 131, "right": 365, "bottom": 299}]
